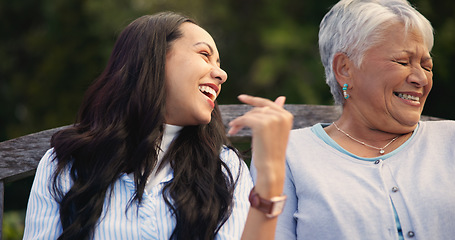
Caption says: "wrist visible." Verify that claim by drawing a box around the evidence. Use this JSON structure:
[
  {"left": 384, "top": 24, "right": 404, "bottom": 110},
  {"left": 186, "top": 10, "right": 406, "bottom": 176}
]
[
  {"left": 254, "top": 166, "right": 285, "bottom": 198},
  {"left": 249, "top": 187, "right": 287, "bottom": 218}
]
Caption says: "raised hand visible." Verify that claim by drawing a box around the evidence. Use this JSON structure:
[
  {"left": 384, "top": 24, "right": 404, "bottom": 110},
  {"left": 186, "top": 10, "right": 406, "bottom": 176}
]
[{"left": 229, "top": 94, "right": 293, "bottom": 197}]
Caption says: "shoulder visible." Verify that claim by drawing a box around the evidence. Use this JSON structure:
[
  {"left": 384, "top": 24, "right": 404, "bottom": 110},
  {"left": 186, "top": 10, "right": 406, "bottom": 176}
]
[
  {"left": 285, "top": 124, "right": 341, "bottom": 174},
  {"left": 220, "top": 146, "right": 252, "bottom": 184},
  {"left": 35, "top": 148, "right": 73, "bottom": 193},
  {"left": 402, "top": 121, "right": 455, "bottom": 158},
  {"left": 420, "top": 120, "right": 455, "bottom": 128},
  {"left": 220, "top": 146, "right": 242, "bottom": 166},
  {"left": 40, "top": 148, "right": 56, "bottom": 163},
  {"left": 29, "top": 149, "right": 58, "bottom": 195},
  {"left": 37, "top": 148, "right": 74, "bottom": 173},
  {"left": 289, "top": 126, "right": 313, "bottom": 140},
  {"left": 287, "top": 126, "right": 320, "bottom": 153},
  {"left": 35, "top": 148, "right": 57, "bottom": 176},
  {"left": 418, "top": 120, "right": 455, "bottom": 138},
  {"left": 220, "top": 146, "right": 249, "bottom": 172}
]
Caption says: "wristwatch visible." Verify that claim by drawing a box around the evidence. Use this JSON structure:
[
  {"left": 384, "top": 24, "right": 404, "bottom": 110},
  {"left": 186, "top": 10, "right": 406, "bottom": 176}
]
[{"left": 248, "top": 187, "right": 287, "bottom": 218}]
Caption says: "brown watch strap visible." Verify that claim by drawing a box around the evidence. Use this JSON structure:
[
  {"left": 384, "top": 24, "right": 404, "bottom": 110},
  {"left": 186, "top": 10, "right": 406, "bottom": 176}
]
[{"left": 248, "top": 187, "right": 287, "bottom": 218}]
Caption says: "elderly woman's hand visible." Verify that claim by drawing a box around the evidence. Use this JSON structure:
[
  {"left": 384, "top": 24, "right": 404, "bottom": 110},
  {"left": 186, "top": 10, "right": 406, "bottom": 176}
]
[{"left": 228, "top": 94, "right": 293, "bottom": 197}]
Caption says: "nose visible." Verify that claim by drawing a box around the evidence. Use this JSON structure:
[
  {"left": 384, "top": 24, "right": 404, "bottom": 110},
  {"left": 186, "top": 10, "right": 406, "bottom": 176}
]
[
  {"left": 211, "top": 66, "right": 228, "bottom": 84},
  {"left": 407, "top": 65, "right": 430, "bottom": 87}
]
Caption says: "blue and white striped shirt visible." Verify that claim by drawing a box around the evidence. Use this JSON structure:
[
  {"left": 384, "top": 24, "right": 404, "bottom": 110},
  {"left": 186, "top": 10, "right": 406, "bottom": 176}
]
[{"left": 23, "top": 147, "right": 253, "bottom": 239}]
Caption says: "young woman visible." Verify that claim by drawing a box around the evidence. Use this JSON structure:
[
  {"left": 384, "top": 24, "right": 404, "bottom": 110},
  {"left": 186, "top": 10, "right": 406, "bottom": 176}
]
[{"left": 23, "top": 12, "right": 292, "bottom": 240}]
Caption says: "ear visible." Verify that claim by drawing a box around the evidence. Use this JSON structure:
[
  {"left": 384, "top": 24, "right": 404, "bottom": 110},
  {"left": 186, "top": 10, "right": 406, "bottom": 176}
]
[{"left": 332, "top": 52, "right": 354, "bottom": 87}]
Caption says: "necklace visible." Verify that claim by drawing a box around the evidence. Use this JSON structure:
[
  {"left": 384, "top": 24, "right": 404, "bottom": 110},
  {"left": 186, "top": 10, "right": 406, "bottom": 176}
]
[{"left": 332, "top": 122, "right": 399, "bottom": 155}]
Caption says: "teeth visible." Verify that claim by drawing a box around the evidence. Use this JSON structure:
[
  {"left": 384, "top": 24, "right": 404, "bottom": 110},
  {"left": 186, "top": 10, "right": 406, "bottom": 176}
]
[
  {"left": 198, "top": 85, "right": 217, "bottom": 100},
  {"left": 397, "top": 93, "right": 419, "bottom": 101}
]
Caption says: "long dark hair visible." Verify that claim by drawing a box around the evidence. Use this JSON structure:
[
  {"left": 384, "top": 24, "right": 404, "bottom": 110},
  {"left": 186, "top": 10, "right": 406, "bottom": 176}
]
[{"left": 50, "top": 12, "right": 237, "bottom": 240}]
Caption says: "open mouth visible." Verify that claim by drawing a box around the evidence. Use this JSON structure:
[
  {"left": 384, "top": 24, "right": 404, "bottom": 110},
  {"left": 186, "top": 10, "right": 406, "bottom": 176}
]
[
  {"left": 394, "top": 92, "right": 420, "bottom": 102},
  {"left": 199, "top": 85, "right": 217, "bottom": 101}
]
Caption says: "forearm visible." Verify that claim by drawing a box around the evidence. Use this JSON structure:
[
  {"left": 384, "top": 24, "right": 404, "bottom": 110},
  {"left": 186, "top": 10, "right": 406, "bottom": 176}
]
[
  {"left": 228, "top": 94, "right": 292, "bottom": 240},
  {"left": 241, "top": 159, "right": 285, "bottom": 240}
]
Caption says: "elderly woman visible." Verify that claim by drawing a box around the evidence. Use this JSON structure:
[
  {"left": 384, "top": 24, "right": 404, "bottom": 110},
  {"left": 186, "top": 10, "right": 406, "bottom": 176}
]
[{"left": 273, "top": 0, "right": 455, "bottom": 239}]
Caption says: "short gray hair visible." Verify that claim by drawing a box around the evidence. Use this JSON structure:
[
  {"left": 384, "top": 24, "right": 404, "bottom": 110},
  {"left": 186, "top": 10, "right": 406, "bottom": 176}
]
[{"left": 319, "top": 0, "right": 434, "bottom": 105}]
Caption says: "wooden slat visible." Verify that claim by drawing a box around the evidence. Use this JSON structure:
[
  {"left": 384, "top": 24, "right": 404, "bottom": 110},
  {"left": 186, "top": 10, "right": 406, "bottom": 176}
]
[
  {"left": 220, "top": 104, "right": 343, "bottom": 142},
  {"left": 0, "top": 180, "right": 4, "bottom": 237},
  {"left": 0, "top": 126, "right": 68, "bottom": 183},
  {"left": 0, "top": 104, "right": 442, "bottom": 183}
]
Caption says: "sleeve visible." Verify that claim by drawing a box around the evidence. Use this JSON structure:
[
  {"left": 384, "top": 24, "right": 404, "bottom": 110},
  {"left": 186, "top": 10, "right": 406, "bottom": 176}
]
[
  {"left": 216, "top": 147, "right": 254, "bottom": 240},
  {"left": 250, "top": 157, "right": 298, "bottom": 239},
  {"left": 274, "top": 158, "right": 298, "bottom": 239},
  {"left": 23, "top": 149, "right": 65, "bottom": 239}
]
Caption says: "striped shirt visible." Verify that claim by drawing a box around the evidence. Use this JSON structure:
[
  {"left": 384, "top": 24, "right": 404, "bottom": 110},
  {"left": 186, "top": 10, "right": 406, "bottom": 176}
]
[{"left": 23, "top": 147, "right": 253, "bottom": 239}]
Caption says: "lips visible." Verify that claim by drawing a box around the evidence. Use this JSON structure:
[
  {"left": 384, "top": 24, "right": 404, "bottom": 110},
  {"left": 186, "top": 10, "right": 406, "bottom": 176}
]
[{"left": 199, "top": 84, "right": 218, "bottom": 102}]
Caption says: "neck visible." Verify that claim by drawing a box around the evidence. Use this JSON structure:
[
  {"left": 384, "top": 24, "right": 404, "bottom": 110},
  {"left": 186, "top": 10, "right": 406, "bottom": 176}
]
[{"left": 325, "top": 120, "right": 413, "bottom": 157}]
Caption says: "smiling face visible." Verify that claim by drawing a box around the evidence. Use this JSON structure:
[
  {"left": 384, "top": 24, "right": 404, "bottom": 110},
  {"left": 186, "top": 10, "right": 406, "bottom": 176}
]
[
  {"left": 345, "top": 22, "right": 433, "bottom": 133},
  {"left": 164, "top": 22, "right": 227, "bottom": 126}
]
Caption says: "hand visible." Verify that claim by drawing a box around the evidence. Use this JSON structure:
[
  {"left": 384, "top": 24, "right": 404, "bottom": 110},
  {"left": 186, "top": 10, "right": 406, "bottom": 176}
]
[{"left": 228, "top": 94, "right": 293, "bottom": 196}]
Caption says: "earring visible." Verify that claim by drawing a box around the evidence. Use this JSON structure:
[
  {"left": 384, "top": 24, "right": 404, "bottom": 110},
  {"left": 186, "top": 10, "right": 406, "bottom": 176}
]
[{"left": 343, "top": 83, "right": 350, "bottom": 99}]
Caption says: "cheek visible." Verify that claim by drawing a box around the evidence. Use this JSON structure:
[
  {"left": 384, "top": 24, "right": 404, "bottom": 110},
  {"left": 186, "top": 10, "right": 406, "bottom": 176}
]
[
  {"left": 420, "top": 73, "right": 433, "bottom": 97},
  {"left": 427, "top": 73, "right": 433, "bottom": 89},
  {"left": 164, "top": 74, "right": 185, "bottom": 106}
]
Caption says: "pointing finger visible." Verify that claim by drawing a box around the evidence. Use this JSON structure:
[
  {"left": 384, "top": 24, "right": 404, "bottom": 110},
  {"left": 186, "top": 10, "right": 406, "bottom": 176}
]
[
  {"left": 237, "top": 94, "right": 277, "bottom": 108},
  {"left": 274, "top": 96, "right": 286, "bottom": 107}
]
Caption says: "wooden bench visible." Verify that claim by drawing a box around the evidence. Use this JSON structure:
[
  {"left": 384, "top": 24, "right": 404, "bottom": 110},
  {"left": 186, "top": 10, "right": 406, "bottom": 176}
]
[{"left": 0, "top": 104, "right": 443, "bottom": 237}]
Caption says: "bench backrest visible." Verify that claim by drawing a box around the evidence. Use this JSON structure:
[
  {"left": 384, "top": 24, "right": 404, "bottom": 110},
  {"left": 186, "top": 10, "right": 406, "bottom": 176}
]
[{"left": 0, "top": 104, "right": 442, "bottom": 237}]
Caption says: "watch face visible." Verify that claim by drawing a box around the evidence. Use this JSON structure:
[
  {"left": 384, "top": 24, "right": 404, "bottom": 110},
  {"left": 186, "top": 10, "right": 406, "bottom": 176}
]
[
  {"left": 249, "top": 188, "right": 287, "bottom": 218},
  {"left": 266, "top": 196, "right": 287, "bottom": 218}
]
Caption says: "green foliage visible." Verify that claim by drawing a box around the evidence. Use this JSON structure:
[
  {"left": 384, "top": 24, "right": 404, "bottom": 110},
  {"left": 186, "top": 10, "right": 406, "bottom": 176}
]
[
  {"left": 1, "top": 0, "right": 453, "bottom": 142},
  {"left": 410, "top": 0, "right": 455, "bottom": 119},
  {"left": 2, "top": 210, "right": 25, "bottom": 240}
]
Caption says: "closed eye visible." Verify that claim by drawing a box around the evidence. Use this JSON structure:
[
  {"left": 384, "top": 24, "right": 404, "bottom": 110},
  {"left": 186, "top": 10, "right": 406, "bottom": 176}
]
[
  {"left": 422, "top": 65, "right": 432, "bottom": 72},
  {"left": 421, "top": 59, "right": 433, "bottom": 72},
  {"left": 200, "top": 51, "right": 211, "bottom": 60},
  {"left": 394, "top": 60, "right": 409, "bottom": 66},
  {"left": 422, "top": 56, "right": 433, "bottom": 72}
]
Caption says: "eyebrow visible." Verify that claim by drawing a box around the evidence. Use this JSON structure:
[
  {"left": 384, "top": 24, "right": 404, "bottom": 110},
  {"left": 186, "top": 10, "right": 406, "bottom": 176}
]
[
  {"left": 422, "top": 55, "right": 433, "bottom": 62},
  {"left": 194, "top": 42, "right": 221, "bottom": 64},
  {"left": 401, "top": 50, "right": 433, "bottom": 62}
]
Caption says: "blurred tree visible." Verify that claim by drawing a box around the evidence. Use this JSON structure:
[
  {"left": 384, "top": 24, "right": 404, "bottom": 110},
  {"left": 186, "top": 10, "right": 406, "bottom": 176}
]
[
  {"left": 1, "top": 0, "right": 454, "bottom": 143},
  {"left": 412, "top": 0, "right": 455, "bottom": 119}
]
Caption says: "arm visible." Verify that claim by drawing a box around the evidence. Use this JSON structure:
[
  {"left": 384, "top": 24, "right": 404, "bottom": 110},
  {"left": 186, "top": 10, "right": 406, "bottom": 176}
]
[
  {"left": 275, "top": 160, "right": 298, "bottom": 239},
  {"left": 250, "top": 155, "right": 298, "bottom": 240},
  {"left": 216, "top": 148, "right": 254, "bottom": 240},
  {"left": 228, "top": 94, "right": 293, "bottom": 240},
  {"left": 23, "top": 149, "right": 64, "bottom": 239}
]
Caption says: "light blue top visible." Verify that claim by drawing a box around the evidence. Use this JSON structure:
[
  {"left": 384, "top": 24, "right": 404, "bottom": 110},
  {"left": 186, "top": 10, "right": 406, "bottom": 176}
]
[
  {"left": 311, "top": 123, "right": 418, "bottom": 240},
  {"left": 23, "top": 145, "right": 253, "bottom": 239},
  {"left": 274, "top": 120, "right": 455, "bottom": 240}
]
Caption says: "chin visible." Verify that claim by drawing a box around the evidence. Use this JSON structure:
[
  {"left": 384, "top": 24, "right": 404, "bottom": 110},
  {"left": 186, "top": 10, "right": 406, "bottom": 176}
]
[
  {"left": 396, "top": 119, "right": 420, "bottom": 133},
  {"left": 199, "top": 117, "right": 212, "bottom": 125},
  {"left": 198, "top": 109, "right": 214, "bottom": 125},
  {"left": 398, "top": 109, "right": 422, "bottom": 123},
  {"left": 191, "top": 114, "right": 212, "bottom": 125}
]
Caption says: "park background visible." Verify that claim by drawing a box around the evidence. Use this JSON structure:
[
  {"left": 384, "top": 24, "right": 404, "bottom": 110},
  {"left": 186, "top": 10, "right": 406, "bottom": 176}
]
[{"left": 1, "top": 0, "right": 454, "bottom": 238}]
